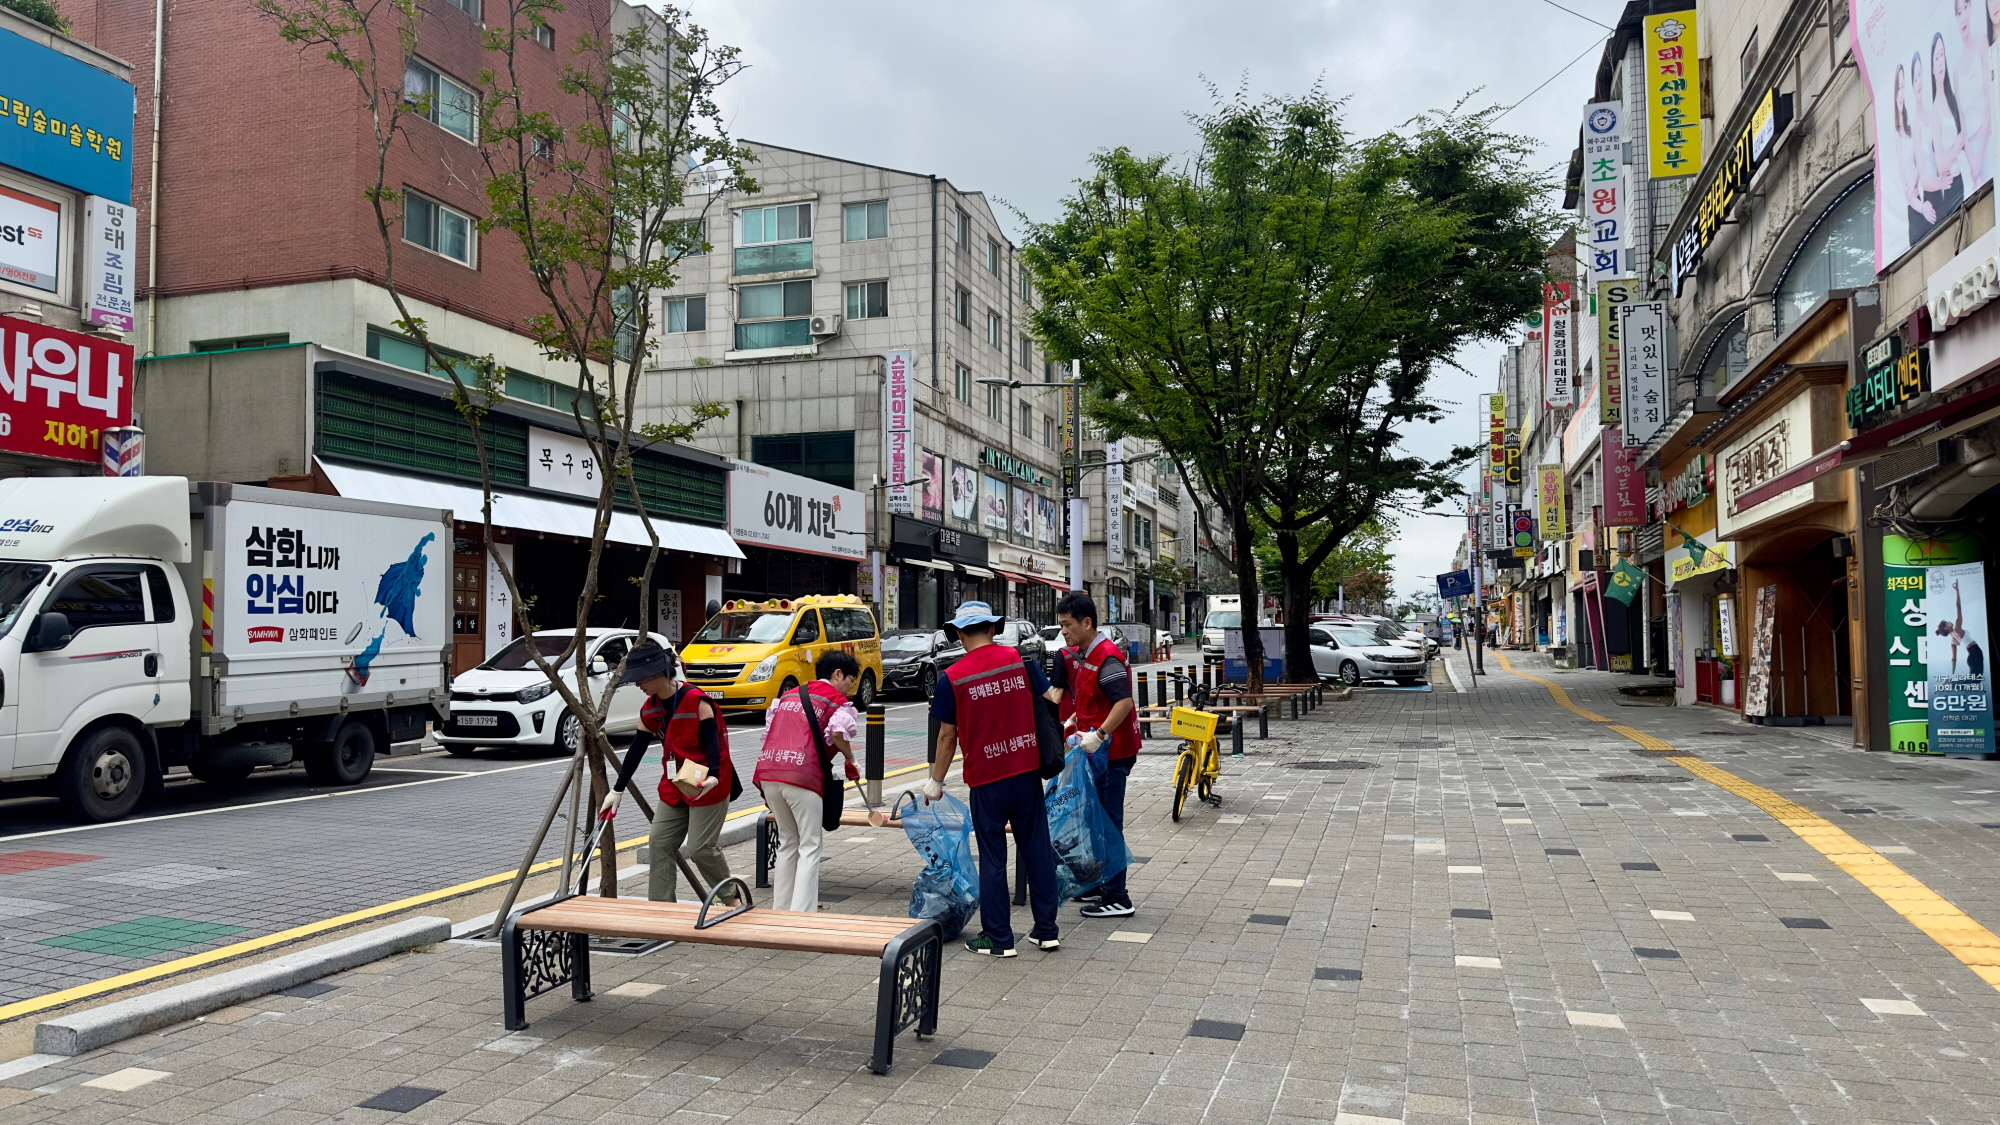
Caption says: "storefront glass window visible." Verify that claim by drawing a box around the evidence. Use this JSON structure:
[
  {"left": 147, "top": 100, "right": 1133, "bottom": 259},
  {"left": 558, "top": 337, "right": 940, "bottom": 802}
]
[
  {"left": 1774, "top": 181, "right": 1874, "bottom": 335},
  {"left": 1694, "top": 312, "right": 1749, "bottom": 396}
]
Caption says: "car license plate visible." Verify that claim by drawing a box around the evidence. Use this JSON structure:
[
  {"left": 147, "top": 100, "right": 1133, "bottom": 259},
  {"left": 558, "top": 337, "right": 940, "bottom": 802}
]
[{"left": 456, "top": 715, "right": 499, "bottom": 727}]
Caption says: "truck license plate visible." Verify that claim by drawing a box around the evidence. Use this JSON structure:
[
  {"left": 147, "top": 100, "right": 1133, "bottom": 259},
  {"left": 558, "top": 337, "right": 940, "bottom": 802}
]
[{"left": 457, "top": 715, "right": 499, "bottom": 727}]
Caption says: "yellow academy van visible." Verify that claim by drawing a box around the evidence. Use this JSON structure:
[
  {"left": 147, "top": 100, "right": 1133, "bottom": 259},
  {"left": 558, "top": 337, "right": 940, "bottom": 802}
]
[{"left": 677, "top": 594, "right": 884, "bottom": 713}]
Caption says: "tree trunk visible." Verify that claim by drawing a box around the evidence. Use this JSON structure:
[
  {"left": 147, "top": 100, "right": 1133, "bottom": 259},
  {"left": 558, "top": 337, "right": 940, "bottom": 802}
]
[
  {"left": 1230, "top": 497, "right": 1265, "bottom": 692},
  {"left": 1275, "top": 530, "right": 1318, "bottom": 683}
]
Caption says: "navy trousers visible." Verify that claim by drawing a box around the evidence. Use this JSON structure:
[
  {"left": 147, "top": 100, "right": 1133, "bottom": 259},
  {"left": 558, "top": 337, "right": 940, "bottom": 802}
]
[
  {"left": 969, "top": 770, "right": 1059, "bottom": 948},
  {"left": 1091, "top": 752, "right": 1133, "bottom": 903}
]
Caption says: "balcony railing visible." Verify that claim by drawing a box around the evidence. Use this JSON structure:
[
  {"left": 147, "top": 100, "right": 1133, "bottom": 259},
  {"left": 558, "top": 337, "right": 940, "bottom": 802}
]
[{"left": 733, "top": 241, "right": 813, "bottom": 276}]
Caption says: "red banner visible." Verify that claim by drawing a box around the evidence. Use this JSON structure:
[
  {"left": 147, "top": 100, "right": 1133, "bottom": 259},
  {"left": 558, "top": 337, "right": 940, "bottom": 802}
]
[
  {"left": 0, "top": 315, "right": 133, "bottom": 464},
  {"left": 1602, "top": 427, "right": 1647, "bottom": 525}
]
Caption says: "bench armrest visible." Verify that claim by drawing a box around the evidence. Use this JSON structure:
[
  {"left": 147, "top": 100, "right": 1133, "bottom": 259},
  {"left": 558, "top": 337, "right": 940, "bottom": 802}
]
[{"left": 696, "top": 877, "right": 755, "bottom": 930}]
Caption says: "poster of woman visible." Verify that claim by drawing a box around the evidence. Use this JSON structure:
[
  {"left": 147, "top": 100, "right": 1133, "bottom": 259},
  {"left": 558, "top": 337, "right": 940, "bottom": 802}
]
[
  {"left": 920, "top": 450, "right": 944, "bottom": 522},
  {"left": 981, "top": 475, "right": 1010, "bottom": 533},
  {"left": 1852, "top": 0, "right": 1996, "bottom": 266},
  {"left": 1037, "top": 495, "right": 1061, "bottom": 547},
  {"left": 1928, "top": 561, "right": 1995, "bottom": 755},
  {"left": 948, "top": 461, "right": 977, "bottom": 524},
  {"left": 1013, "top": 487, "right": 1035, "bottom": 540}
]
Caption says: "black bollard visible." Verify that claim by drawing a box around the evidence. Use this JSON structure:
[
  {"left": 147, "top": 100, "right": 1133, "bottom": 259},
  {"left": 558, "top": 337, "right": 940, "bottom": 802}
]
[{"left": 865, "top": 704, "right": 885, "bottom": 808}]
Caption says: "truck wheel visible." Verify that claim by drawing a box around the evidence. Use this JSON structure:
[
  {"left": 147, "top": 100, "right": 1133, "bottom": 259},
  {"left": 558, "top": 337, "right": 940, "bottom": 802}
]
[
  {"left": 304, "top": 721, "right": 376, "bottom": 786},
  {"left": 56, "top": 727, "right": 148, "bottom": 822},
  {"left": 189, "top": 762, "right": 254, "bottom": 784}
]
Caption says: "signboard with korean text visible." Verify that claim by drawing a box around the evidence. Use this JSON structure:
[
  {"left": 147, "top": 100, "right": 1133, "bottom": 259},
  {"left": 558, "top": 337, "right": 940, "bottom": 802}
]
[
  {"left": 1881, "top": 535, "right": 1982, "bottom": 753},
  {"left": 728, "top": 458, "right": 866, "bottom": 561},
  {"left": 1643, "top": 13, "right": 1701, "bottom": 179},
  {"left": 1535, "top": 464, "right": 1564, "bottom": 541},
  {"left": 1581, "top": 101, "right": 1627, "bottom": 283},
  {"left": 1488, "top": 394, "right": 1506, "bottom": 474},
  {"left": 1664, "top": 453, "right": 1711, "bottom": 514},
  {"left": 1105, "top": 438, "right": 1125, "bottom": 566},
  {"left": 0, "top": 29, "right": 136, "bottom": 204},
  {"left": 83, "top": 196, "right": 132, "bottom": 331},
  {"left": 883, "top": 349, "right": 914, "bottom": 515},
  {"left": 1847, "top": 330, "right": 1929, "bottom": 430},
  {"left": 0, "top": 315, "right": 132, "bottom": 464},
  {"left": 1502, "top": 440, "right": 1522, "bottom": 487},
  {"left": 1062, "top": 380, "right": 1080, "bottom": 497},
  {"left": 1742, "top": 584, "right": 1777, "bottom": 717},
  {"left": 1670, "top": 86, "right": 1793, "bottom": 292},
  {"left": 1602, "top": 428, "right": 1647, "bottom": 525},
  {"left": 1597, "top": 280, "right": 1630, "bottom": 427},
  {"left": 1715, "top": 392, "right": 1822, "bottom": 540},
  {"left": 1928, "top": 560, "right": 1994, "bottom": 756},
  {"left": 527, "top": 426, "right": 599, "bottom": 499},
  {"left": 485, "top": 540, "right": 514, "bottom": 652},
  {"left": 1544, "top": 283, "right": 1573, "bottom": 407},
  {"left": 1617, "top": 301, "right": 1668, "bottom": 445},
  {"left": 0, "top": 184, "right": 59, "bottom": 293},
  {"left": 653, "top": 586, "right": 680, "bottom": 646},
  {"left": 1666, "top": 538, "right": 1729, "bottom": 583}
]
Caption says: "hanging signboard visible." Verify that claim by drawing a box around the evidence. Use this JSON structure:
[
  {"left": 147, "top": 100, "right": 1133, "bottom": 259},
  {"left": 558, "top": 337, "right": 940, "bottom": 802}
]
[
  {"left": 1618, "top": 301, "right": 1669, "bottom": 445},
  {"left": 1487, "top": 393, "right": 1506, "bottom": 474},
  {"left": 1510, "top": 507, "right": 1535, "bottom": 557},
  {"left": 1602, "top": 429, "right": 1647, "bottom": 525},
  {"left": 883, "top": 349, "right": 914, "bottom": 515},
  {"left": 1847, "top": 330, "right": 1930, "bottom": 430},
  {"left": 1105, "top": 438, "right": 1124, "bottom": 566},
  {"left": 1670, "top": 86, "right": 1793, "bottom": 294},
  {"left": 1928, "top": 560, "right": 1994, "bottom": 756},
  {"left": 1597, "top": 279, "right": 1631, "bottom": 428},
  {"left": 1544, "top": 283, "right": 1573, "bottom": 407},
  {"left": 1581, "top": 100, "right": 1628, "bottom": 284},
  {"left": 1535, "top": 463, "right": 1564, "bottom": 541},
  {"left": 1643, "top": 13, "right": 1702, "bottom": 179}
]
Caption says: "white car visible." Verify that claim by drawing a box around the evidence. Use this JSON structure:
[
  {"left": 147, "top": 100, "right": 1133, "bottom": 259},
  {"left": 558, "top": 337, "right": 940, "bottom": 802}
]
[
  {"left": 438, "top": 629, "right": 673, "bottom": 755},
  {"left": 1309, "top": 623, "right": 1429, "bottom": 686}
]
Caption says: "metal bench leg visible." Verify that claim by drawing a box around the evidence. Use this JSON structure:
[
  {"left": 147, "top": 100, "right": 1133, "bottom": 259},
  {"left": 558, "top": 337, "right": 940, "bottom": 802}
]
[
  {"left": 1258, "top": 705, "right": 1268, "bottom": 739},
  {"left": 501, "top": 916, "right": 581, "bottom": 1031},
  {"left": 502, "top": 915, "right": 528, "bottom": 1031},
  {"left": 874, "top": 921, "right": 944, "bottom": 1076},
  {"left": 571, "top": 932, "right": 593, "bottom": 1002},
  {"left": 755, "top": 816, "right": 775, "bottom": 889}
]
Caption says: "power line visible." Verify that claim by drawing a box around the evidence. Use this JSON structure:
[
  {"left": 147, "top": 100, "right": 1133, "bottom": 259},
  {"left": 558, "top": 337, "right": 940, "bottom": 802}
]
[
  {"left": 1492, "top": 37, "right": 1605, "bottom": 123},
  {"left": 1534, "top": 0, "right": 1614, "bottom": 31}
]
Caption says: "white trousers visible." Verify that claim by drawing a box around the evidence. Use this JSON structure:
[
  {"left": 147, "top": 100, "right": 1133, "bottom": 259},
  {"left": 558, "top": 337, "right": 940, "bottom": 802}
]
[{"left": 765, "top": 780, "right": 825, "bottom": 912}]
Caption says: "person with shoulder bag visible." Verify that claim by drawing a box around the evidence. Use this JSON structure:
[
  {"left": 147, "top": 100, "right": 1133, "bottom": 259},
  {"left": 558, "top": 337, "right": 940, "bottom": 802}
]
[
  {"left": 602, "top": 641, "right": 741, "bottom": 903},
  {"left": 753, "top": 651, "right": 862, "bottom": 912},
  {"left": 922, "top": 600, "right": 1061, "bottom": 956}
]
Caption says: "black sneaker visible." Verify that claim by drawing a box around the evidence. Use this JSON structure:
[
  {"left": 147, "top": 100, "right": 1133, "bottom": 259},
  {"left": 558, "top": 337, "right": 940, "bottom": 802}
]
[
  {"left": 964, "top": 935, "right": 1016, "bottom": 957},
  {"left": 1080, "top": 901, "right": 1135, "bottom": 918},
  {"left": 1071, "top": 892, "right": 1105, "bottom": 905}
]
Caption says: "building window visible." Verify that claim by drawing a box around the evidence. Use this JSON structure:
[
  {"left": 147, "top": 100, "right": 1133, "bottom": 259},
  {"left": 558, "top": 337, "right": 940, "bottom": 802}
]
[
  {"left": 843, "top": 200, "right": 888, "bottom": 241},
  {"left": 987, "top": 382, "right": 1003, "bottom": 420},
  {"left": 986, "top": 239, "right": 1000, "bottom": 275},
  {"left": 1044, "top": 360, "right": 1059, "bottom": 382},
  {"left": 1693, "top": 311, "right": 1748, "bottom": 396},
  {"left": 535, "top": 22, "right": 553, "bottom": 48},
  {"left": 750, "top": 430, "right": 856, "bottom": 490},
  {"left": 954, "top": 206, "right": 971, "bottom": 248},
  {"left": 192, "top": 333, "right": 290, "bottom": 353},
  {"left": 530, "top": 135, "right": 553, "bottom": 160},
  {"left": 955, "top": 363, "right": 971, "bottom": 403},
  {"left": 404, "top": 60, "right": 477, "bottom": 142},
  {"left": 1739, "top": 29, "right": 1758, "bottom": 89},
  {"left": 734, "top": 279, "right": 811, "bottom": 349},
  {"left": 845, "top": 280, "right": 888, "bottom": 319},
  {"left": 1773, "top": 181, "right": 1873, "bottom": 335},
  {"left": 955, "top": 287, "right": 970, "bottom": 327},
  {"left": 987, "top": 310, "right": 1003, "bottom": 350},
  {"left": 1020, "top": 272, "right": 1032, "bottom": 302},
  {"left": 1019, "top": 402, "right": 1033, "bottom": 437},
  {"left": 666, "top": 295, "right": 706, "bottom": 332},
  {"left": 1019, "top": 334, "right": 1033, "bottom": 369},
  {"left": 740, "top": 202, "right": 812, "bottom": 244},
  {"left": 403, "top": 191, "right": 474, "bottom": 264},
  {"left": 1043, "top": 415, "right": 1055, "bottom": 447},
  {"left": 670, "top": 217, "right": 706, "bottom": 256}
]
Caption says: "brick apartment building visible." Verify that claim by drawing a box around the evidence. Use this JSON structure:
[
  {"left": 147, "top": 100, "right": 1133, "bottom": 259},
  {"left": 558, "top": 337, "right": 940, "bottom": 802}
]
[{"left": 54, "top": 0, "right": 743, "bottom": 669}]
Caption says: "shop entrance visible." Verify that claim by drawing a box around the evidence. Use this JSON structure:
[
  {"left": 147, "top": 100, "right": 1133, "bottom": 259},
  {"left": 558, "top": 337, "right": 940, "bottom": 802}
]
[{"left": 1742, "top": 532, "right": 1852, "bottom": 721}]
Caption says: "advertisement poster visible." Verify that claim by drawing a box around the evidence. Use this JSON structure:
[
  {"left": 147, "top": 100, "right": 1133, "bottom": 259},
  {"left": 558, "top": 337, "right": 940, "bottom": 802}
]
[
  {"left": 1643, "top": 12, "right": 1702, "bottom": 178},
  {"left": 0, "top": 185, "right": 60, "bottom": 293},
  {"left": 919, "top": 449, "right": 944, "bottom": 522},
  {"left": 1012, "top": 485, "right": 1034, "bottom": 541},
  {"left": 948, "top": 460, "right": 977, "bottom": 524},
  {"left": 1849, "top": 0, "right": 1995, "bottom": 270},
  {"left": 981, "top": 474, "right": 1010, "bottom": 534},
  {"left": 1544, "top": 283, "right": 1573, "bottom": 406},
  {"left": 1881, "top": 535, "right": 1982, "bottom": 753},
  {"left": 1618, "top": 301, "right": 1669, "bottom": 445},
  {"left": 0, "top": 315, "right": 133, "bottom": 464},
  {"left": 1597, "top": 279, "right": 1631, "bottom": 427},
  {"left": 1928, "top": 561, "right": 1994, "bottom": 755},
  {"left": 1742, "top": 584, "right": 1779, "bottom": 717},
  {"left": 1037, "top": 495, "right": 1060, "bottom": 548}
]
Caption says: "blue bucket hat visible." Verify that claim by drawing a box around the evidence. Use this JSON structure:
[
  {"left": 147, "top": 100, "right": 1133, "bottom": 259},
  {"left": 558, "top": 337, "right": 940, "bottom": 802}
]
[{"left": 947, "top": 600, "right": 1003, "bottom": 629}]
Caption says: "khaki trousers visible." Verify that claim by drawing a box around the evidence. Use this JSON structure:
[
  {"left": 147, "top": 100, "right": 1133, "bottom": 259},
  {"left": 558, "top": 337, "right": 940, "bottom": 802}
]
[{"left": 648, "top": 798, "right": 732, "bottom": 903}]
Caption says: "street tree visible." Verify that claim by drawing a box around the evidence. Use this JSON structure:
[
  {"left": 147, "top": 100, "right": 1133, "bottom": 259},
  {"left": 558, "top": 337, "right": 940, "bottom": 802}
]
[
  {"left": 1255, "top": 519, "right": 1395, "bottom": 610},
  {"left": 256, "top": 0, "right": 750, "bottom": 907}
]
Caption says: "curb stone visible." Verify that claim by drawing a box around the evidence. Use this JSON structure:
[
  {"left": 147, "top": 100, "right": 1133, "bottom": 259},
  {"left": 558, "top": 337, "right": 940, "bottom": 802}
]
[{"left": 33, "top": 915, "right": 450, "bottom": 1057}]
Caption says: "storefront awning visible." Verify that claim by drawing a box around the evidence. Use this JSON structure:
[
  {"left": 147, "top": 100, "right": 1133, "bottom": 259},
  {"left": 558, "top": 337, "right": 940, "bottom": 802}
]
[
  {"left": 1733, "top": 379, "right": 2000, "bottom": 511},
  {"left": 993, "top": 569, "right": 1031, "bottom": 585},
  {"left": 897, "top": 557, "right": 955, "bottom": 572},
  {"left": 956, "top": 564, "right": 996, "bottom": 579},
  {"left": 318, "top": 460, "right": 745, "bottom": 560},
  {"left": 1029, "top": 574, "right": 1071, "bottom": 592}
]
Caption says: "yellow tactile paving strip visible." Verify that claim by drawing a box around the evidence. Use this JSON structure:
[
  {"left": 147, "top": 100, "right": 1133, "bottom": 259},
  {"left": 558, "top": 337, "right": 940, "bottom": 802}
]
[{"left": 1496, "top": 651, "right": 2000, "bottom": 990}]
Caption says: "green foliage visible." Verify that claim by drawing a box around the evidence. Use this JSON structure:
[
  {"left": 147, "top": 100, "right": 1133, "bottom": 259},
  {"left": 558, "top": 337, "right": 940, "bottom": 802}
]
[
  {"left": 1255, "top": 520, "right": 1395, "bottom": 605},
  {"left": 2, "top": 0, "right": 70, "bottom": 33}
]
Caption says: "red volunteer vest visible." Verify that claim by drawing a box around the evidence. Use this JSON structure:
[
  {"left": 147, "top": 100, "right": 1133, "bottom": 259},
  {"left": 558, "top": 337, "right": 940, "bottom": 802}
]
[
  {"left": 947, "top": 642, "right": 1041, "bottom": 787},
  {"left": 754, "top": 681, "right": 845, "bottom": 795},
  {"left": 644, "top": 686, "right": 734, "bottom": 807},
  {"left": 1064, "top": 635, "right": 1140, "bottom": 760}
]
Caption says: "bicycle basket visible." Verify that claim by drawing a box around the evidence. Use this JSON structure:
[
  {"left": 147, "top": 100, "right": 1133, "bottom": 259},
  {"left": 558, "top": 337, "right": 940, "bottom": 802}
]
[{"left": 1170, "top": 706, "right": 1220, "bottom": 742}]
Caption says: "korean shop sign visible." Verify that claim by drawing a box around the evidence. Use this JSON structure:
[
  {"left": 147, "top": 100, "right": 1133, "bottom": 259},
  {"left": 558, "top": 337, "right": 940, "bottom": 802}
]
[
  {"left": 1581, "top": 101, "right": 1628, "bottom": 284},
  {"left": 1534, "top": 463, "right": 1565, "bottom": 540},
  {"left": 1617, "top": 301, "right": 1669, "bottom": 445},
  {"left": 1643, "top": 13, "right": 1701, "bottom": 180},
  {"left": 729, "top": 458, "right": 866, "bottom": 561},
  {"left": 1847, "top": 331, "right": 1929, "bottom": 430},
  {"left": 1672, "top": 87, "right": 1793, "bottom": 294},
  {"left": 0, "top": 314, "right": 132, "bottom": 464},
  {"left": 0, "top": 29, "right": 135, "bottom": 203},
  {"left": 1596, "top": 280, "right": 1632, "bottom": 428},
  {"left": 1487, "top": 393, "right": 1506, "bottom": 473},
  {"left": 1882, "top": 534, "right": 1983, "bottom": 755},
  {"left": 528, "top": 426, "right": 599, "bottom": 499},
  {"left": 1543, "top": 283, "right": 1573, "bottom": 407},
  {"left": 1664, "top": 453, "right": 1711, "bottom": 513}
]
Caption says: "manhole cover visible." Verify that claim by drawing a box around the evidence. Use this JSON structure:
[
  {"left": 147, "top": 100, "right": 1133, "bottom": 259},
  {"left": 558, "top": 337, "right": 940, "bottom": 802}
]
[
  {"left": 1596, "top": 774, "right": 1687, "bottom": 784},
  {"left": 1292, "top": 761, "right": 1377, "bottom": 770}
]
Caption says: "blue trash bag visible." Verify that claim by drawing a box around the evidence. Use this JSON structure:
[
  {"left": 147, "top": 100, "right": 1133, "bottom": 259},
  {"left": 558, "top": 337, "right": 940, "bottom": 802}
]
[
  {"left": 1044, "top": 745, "right": 1133, "bottom": 902},
  {"left": 900, "top": 790, "right": 978, "bottom": 940}
]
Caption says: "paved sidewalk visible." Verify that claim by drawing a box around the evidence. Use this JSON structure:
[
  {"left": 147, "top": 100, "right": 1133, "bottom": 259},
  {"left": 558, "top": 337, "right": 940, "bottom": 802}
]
[{"left": 8, "top": 660, "right": 2000, "bottom": 1123}]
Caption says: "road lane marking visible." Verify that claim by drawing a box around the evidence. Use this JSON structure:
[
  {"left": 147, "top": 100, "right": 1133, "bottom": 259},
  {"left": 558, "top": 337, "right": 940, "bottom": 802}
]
[
  {"left": 1501, "top": 654, "right": 2000, "bottom": 991},
  {"left": 1494, "top": 652, "right": 1611, "bottom": 722}
]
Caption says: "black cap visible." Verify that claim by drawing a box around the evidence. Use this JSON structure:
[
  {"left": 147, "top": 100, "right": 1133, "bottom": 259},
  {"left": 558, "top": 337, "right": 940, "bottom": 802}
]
[{"left": 619, "top": 640, "right": 678, "bottom": 685}]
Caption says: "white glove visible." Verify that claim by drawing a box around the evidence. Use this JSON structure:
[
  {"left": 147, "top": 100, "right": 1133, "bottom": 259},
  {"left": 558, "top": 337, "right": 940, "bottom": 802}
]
[
  {"left": 697, "top": 775, "right": 720, "bottom": 793},
  {"left": 922, "top": 777, "right": 944, "bottom": 801},
  {"left": 597, "top": 791, "right": 621, "bottom": 821},
  {"left": 1079, "top": 729, "right": 1105, "bottom": 753}
]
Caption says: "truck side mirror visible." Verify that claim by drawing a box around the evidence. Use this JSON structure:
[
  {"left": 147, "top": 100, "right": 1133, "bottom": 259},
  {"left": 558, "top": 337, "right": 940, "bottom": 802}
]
[{"left": 25, "top": 611, "right": 73, "bottom": 653}]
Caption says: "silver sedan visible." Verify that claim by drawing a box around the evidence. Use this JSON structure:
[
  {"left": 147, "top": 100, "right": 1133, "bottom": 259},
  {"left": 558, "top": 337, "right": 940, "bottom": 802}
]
[{"left": 1309, "top": 624, "right": 1430, "bottom": 686}]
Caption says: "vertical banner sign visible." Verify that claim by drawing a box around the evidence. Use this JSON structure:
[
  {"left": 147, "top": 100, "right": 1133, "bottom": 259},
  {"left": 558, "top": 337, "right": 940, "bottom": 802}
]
[
  {"left": 1929, "top": 560, "right": 1995, "bottom": 756},
  {"left": 1503, "top": 441, "right": 1523, "bottom": 487},
  {"left": 1602, "top": 430, "right": 1648, "bottom": 525},
  {"left": 1544, "top": 283, "right": 1573, "bottom": 406},
  {"left": 1062, "top": 376, "right": 1080, "bottom": 497},
  {"left": 1535, "top": 464, "right": 1565, "bottom": 540},
  {"left": 1597, "top": 280, "right": 1631, "bottom": 427},
  {"left": 1582, "top": 101, "right": 1628, "bottom": 283},
  {"left": 1488, "top": 394, "right": 1506, "bottom": 475},
  {"left": 1644, "top": 13, "right": 1702, "bottom": 178},
  {"left": 1106, "top": 438, "right": 1125, "bottom": 567},
  {"left": 883, "top": 349, "right": 913, "bottom": 515},
  {"left": 84, "top": 198, "right": 134, "bottom": 332},
  {"left": 1618, "top": 301, "right": 1669, "bottom": 446},
  {"left": 1742, "top": 584, "right": 1779, "bottom": 717}
]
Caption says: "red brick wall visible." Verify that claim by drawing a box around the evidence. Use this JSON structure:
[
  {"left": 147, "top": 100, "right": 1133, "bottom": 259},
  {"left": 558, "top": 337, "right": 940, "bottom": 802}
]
[{"left": 68, "top": 0, "right": 614, "bottom": 341}]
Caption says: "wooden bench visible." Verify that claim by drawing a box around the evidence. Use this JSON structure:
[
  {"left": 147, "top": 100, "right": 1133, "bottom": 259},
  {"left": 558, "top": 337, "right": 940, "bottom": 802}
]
[
  {"left": 755, "top": 808, "right": 1029, "bottom": 906},
  {"left": 502, "top": 877, "right": 942, "bottom": 1075}
]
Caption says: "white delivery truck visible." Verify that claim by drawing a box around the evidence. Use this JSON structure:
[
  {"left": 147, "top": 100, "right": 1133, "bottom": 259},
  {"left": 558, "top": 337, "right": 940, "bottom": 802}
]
[{"left": 0, "top": 477, "right": 451, "bottom": 821}]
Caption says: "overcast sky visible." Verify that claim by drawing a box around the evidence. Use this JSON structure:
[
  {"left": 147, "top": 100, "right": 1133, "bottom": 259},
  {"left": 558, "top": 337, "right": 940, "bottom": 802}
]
[{"left": 672, "top": 0, "right": 1622, "bottom": 603}]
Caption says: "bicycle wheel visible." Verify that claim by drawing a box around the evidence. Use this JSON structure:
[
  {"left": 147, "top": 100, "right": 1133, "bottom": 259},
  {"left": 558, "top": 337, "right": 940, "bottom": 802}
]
[
  {"left": 1197, "top": 742, "right": 1218, "bottom": 802},
  {"left": 1171, "top": 752, "right": 1195, "bottom": 822}
]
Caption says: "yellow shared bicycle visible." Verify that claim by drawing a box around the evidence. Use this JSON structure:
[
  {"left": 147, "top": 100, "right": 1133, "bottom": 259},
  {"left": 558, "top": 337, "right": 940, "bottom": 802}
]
[{"left": 1169, "top": 705, "right": 1224, "bottom": 822}]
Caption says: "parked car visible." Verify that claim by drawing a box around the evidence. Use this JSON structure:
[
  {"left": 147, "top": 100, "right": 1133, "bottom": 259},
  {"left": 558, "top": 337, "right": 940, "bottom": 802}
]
[
  {"left": 879, "top": 628, "right": 947, "bottom": 698},
  {"left": 439, "top": 629, "right": 673, "bottom": 755},
  {"left": 930, "top": 618, "right": 1049, "bottom": 694},
  {"left": 678, "top": 595, "right": 884, "bottom": 713},
  {"left": 1308, "top": 623, "right": 1429, "bottom": 686}
]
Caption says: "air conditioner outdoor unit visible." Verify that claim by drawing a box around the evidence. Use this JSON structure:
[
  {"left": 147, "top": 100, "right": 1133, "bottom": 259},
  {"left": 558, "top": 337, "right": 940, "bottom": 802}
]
[{"left": 808, "top": 314, "right": 842, "bottom": 337}]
